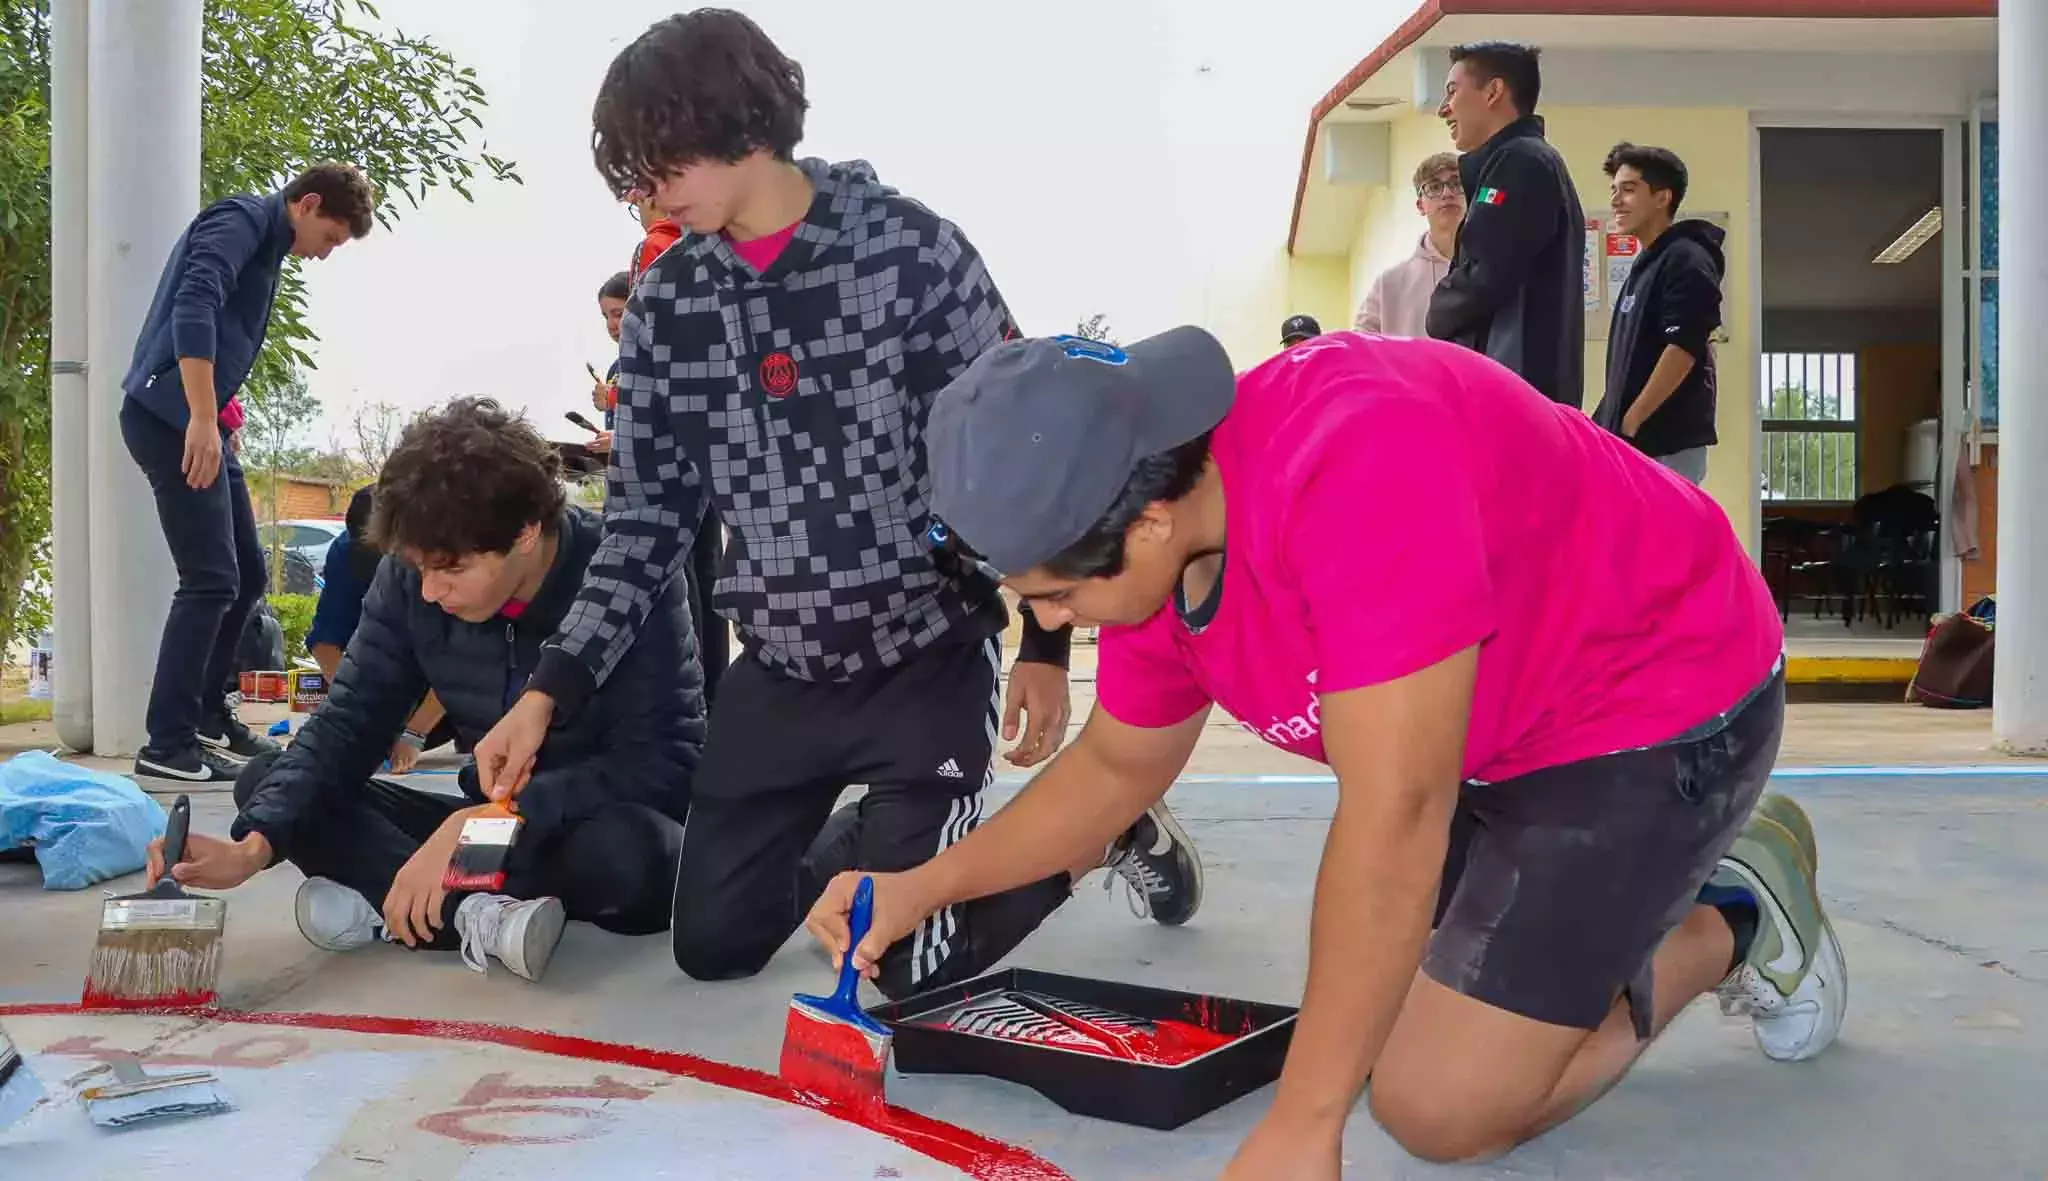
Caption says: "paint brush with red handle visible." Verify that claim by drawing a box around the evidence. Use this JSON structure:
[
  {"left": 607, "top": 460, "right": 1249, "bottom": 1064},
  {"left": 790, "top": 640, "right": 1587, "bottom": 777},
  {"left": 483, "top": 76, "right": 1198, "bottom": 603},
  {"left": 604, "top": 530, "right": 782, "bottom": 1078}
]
[
  {"left": 565, "top": 411, "right": 603, "bottom": 435},
  {"left": 779, "top": 875, "right": 892, "bottom": 1117}
]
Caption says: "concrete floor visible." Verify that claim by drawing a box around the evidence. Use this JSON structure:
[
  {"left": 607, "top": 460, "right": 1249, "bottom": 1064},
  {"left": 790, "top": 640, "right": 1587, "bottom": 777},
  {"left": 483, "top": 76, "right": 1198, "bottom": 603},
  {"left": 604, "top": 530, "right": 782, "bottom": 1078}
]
[{"left": 4, "top": 747, "right": 2046, "bottom": 1178}]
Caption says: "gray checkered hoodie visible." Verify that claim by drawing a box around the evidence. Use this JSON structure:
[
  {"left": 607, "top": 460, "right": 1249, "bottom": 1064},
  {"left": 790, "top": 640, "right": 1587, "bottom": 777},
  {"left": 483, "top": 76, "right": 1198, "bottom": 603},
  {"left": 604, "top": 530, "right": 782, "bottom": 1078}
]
[{"left": 532, "top": 158, "right": 1063, "bottom": 709}]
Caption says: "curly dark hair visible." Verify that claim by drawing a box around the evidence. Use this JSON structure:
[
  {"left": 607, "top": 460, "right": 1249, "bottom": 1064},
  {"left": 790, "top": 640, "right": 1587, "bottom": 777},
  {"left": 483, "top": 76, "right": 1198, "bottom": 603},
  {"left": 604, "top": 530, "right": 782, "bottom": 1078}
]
[
  {"left": 369, "top": 397, "right": 566, "bottom": 565},
  {"left": 283, "top": 161, "right": 377, "bottom": 238},
  {"left": 590, "top": 8, "right": 808, "bottom": 199},
  {"left": 1604, "top": 142, "right": 1690, "bottom": 216}
]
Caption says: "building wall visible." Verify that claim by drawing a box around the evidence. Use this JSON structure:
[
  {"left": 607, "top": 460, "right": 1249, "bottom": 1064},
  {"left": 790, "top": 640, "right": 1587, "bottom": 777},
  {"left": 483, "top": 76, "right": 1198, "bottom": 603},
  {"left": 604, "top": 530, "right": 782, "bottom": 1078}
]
[
  {"left": 1291, "top": 105, "right": 1761, "bottom": 554},
  {"left": 266, "top": 478, "right": 348, "bottom": 521},
  {"left": 1346, "top": 112, "right": 1463, "bottom": 329},
  {"left": 1541, "top": 105, "right": 1758, "bottom": 552}
]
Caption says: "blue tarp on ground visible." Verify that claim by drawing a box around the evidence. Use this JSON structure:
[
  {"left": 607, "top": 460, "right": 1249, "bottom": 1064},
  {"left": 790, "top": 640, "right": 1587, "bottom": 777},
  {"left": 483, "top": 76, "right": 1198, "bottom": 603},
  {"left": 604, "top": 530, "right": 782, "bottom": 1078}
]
[{"left": 0, "top": 752, "right": 165, "bottom": 890}]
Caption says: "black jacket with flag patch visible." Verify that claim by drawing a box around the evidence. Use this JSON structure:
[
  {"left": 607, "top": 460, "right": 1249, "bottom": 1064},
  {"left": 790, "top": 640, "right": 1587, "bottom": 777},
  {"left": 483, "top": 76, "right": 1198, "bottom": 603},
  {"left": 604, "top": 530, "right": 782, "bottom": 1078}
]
[
  {"left": 533, "top": 158, "right": 1065, "bottom": 710},
  {"left": 1593, "top": 218, "right": 1725, "bottom": 458},
  {"left": 1426, "top": 116, "right": 1588, "bottom": 407}
]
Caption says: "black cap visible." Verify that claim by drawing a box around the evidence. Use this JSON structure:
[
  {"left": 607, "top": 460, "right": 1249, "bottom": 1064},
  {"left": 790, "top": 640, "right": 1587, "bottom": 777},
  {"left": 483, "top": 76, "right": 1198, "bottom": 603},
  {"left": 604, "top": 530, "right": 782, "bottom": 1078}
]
[
  {"left": 1280, "top": 314, "right": 1322, "bottom": 345},
  {"left": 927, "top": 327, "right": 1236, "bottom": 576}
]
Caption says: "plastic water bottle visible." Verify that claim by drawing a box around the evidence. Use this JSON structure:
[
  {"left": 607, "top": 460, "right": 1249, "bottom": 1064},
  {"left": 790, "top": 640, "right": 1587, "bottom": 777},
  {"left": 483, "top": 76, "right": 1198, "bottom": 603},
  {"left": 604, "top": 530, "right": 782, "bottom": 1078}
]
[{"left": 25, "top": 631, "right": 52, "bottom": 701}]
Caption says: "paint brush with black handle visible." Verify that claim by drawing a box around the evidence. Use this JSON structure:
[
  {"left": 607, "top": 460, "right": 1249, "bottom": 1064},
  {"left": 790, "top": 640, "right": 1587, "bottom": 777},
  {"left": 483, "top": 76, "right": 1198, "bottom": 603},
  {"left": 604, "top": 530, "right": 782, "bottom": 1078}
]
[{"left": 82, "top": 795, "right": 225, "bottom": 1010}]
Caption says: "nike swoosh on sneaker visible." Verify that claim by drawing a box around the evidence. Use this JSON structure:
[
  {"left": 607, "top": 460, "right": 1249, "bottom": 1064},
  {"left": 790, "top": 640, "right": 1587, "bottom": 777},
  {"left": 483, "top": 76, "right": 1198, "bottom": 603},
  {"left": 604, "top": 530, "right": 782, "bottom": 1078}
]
[
  {"left": 136, "top": 758, "right": 217, "bottom": 782},
  {"left": 1729, "top": 859, "right": 1809, "bottom": 977}
]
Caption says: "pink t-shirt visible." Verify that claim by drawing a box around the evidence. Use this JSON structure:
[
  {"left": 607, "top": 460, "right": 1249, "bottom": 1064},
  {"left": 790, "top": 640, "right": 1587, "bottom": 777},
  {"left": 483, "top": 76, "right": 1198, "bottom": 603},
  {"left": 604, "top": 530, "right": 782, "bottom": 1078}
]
[
  {"left": 1097, "top": 332, "right": 1783, "bottom": 784},
  {"left": 727, "top": 222, "right": 800, "bottom": 273}
]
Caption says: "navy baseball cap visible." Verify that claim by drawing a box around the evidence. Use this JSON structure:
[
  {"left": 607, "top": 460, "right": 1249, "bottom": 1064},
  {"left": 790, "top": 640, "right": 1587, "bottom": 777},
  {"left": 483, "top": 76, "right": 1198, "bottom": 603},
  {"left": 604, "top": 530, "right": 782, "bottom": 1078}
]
[
  {"left": 927, "top": 327, "right": 1236, "bottom": 577},
  {"left": 1280, "top": 314, "right": 1322, "bottom": 345}
]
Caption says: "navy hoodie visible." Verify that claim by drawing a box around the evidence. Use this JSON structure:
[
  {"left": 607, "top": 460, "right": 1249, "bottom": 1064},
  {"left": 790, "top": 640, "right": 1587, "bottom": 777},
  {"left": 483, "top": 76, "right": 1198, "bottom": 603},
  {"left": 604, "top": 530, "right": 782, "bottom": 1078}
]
[
  {"left": 533, "top": 158, "right": 1064, "bottom": 709},
  {"left": 122, "top": 193, "right": 294, "bottom": 427},
  {"left": 1593, "top": 219, "right": 1726, "bottom": 458}
]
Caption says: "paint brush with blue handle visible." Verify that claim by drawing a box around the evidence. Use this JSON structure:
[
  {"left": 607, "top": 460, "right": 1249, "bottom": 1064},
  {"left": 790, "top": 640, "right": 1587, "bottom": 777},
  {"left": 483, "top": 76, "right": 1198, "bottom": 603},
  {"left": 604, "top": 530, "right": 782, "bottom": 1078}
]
[{"left": 778, "top": 875, "right": 892, "bottom": 1117}]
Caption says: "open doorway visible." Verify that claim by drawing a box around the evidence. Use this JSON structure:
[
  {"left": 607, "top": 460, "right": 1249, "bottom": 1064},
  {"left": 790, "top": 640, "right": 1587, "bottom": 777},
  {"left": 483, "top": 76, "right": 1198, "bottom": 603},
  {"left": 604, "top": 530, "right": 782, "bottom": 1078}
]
[{"left": 1757, "top": 127, "right": 1945, "bottom": 640}]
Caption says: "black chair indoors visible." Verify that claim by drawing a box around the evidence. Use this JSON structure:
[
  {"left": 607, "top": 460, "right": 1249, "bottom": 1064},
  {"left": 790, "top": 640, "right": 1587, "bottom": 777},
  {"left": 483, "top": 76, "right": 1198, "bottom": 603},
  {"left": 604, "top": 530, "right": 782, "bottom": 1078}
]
[{"left": 1839, "top": 485, "right": 1940, "bottom": 629}]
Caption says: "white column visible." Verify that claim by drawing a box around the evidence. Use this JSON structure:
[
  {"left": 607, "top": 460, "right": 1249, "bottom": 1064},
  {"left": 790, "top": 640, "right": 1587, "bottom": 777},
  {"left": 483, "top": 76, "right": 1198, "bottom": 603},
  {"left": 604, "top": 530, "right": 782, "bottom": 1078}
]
[
  {"left": 1994, "top": 3, "right": 2048, "bottom": 754},
  {"left": 84, "top": 0, "right": 203, "bottom": 758},
  {"left": 49, "top": 0, "right": 92, "bottom": 752}
]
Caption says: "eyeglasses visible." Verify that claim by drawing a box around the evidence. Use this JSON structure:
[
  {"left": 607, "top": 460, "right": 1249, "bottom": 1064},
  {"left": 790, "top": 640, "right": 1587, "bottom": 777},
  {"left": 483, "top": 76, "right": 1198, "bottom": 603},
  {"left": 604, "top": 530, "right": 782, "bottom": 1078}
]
[{"left": 1419, "top": 180, "right": 1462, "bottom": 201}]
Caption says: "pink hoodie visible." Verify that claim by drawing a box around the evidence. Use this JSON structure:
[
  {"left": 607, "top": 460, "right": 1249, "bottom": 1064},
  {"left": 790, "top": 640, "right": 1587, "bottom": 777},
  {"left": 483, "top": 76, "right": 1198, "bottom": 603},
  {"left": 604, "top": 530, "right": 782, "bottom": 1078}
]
[{"left": 1354, "top": 232, "right": 1452, "bottom": 339}]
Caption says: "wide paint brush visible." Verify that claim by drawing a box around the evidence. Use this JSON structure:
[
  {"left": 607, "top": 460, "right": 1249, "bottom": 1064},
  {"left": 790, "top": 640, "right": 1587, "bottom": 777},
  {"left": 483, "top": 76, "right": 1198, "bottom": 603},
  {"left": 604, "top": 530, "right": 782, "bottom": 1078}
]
[
  {"left": 779, "top": 875, "right": 893, "bottom": 1118},
  {"left": 442, "top": 804, "right": 523, "bottom": 893},
  {"left": 81, "top": 795, "right": 225, "bottom": 1010}
]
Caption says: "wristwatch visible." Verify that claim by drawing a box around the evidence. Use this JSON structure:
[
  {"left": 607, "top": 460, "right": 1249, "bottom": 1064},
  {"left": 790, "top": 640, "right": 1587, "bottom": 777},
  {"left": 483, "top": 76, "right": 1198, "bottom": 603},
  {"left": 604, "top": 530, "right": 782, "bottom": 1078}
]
[{"left": 397, "top": 729, "right": 427, "bottom": 751}]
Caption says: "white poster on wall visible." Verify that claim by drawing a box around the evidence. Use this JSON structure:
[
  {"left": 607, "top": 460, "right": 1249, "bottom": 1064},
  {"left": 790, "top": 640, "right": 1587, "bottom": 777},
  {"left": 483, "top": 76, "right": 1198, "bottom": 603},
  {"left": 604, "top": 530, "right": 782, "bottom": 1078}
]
[
  {"left": 1605, "top": 232, "right": 1641, "bottom": 304},
  {"left": 1583, "top": 219, "right": 1602, "bottom": 311}
]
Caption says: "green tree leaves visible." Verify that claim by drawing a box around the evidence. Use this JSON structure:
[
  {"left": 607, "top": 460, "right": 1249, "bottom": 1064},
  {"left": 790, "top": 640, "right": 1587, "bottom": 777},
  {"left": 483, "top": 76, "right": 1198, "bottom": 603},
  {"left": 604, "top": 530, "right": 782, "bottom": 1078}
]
[{"left": 0, "top": 0, "right": 516, "bottom": 661}]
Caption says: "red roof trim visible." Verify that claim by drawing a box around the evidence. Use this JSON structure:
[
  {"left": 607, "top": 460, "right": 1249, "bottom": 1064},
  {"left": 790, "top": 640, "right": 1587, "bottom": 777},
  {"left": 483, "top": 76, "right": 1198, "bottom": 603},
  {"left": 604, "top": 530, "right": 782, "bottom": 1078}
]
[{"left": 1286, "top": 0, "right": 1997, "bottom": 252}]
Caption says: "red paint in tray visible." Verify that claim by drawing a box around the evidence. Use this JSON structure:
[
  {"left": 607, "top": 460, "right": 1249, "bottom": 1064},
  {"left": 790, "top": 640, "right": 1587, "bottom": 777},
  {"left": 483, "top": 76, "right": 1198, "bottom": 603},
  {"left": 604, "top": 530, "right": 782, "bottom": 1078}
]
[{"left": 908, "top": 991, "right": 1239, "bottom": 1066}]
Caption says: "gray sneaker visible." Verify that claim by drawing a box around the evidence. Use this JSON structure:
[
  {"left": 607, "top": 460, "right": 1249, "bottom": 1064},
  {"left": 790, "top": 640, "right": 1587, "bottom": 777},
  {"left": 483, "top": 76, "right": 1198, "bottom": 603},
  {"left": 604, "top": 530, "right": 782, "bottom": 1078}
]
[
  {"left": 294, "top": 877, "right": 388, "bottom": 952},
  {"left": 1711, "top": 794, "right": 1847, "bottom": 1062},
  {"left": 454, "top": 894, "right": 566, "bottom": 982}
]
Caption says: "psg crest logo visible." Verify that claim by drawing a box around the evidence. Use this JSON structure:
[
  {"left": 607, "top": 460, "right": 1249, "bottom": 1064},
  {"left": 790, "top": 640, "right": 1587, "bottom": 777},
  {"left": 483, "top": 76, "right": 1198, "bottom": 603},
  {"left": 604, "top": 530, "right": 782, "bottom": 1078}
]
[{"left": 759, "top": 351, "right": 799, "bottom": 399}]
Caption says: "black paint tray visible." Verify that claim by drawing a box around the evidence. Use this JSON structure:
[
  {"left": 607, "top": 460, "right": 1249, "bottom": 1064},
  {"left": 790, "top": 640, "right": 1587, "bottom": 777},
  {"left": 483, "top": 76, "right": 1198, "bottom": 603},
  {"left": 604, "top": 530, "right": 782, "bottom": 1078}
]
[{"left": 866, "top": 967, "right": 1297, "bottom": 1130}]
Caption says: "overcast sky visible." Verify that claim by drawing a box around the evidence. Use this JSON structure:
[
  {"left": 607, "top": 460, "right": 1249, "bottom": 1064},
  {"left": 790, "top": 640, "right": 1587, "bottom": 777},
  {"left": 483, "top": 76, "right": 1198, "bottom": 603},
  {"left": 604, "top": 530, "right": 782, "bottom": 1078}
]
[{"left": 293, "top": 0, "right": 1413, "bottom": 446}]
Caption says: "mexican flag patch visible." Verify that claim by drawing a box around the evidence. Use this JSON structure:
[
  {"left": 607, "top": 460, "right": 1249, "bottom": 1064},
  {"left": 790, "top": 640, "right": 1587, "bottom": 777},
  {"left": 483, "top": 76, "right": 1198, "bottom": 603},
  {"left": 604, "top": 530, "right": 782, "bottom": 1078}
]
[{"left": 1476, "top": 186, "right": 1506, "bottom": 206}]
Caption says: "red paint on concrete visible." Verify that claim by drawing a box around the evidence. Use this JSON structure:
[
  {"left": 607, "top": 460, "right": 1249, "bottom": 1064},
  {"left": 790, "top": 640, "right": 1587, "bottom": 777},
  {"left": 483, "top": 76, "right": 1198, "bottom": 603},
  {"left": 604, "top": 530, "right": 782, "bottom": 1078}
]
[
  {"left": 77, "top": 987, "right": 217, "bottom": 1011},
  {"left": 0, "top": 1003, "right": 1073, "bottom": 1181}
]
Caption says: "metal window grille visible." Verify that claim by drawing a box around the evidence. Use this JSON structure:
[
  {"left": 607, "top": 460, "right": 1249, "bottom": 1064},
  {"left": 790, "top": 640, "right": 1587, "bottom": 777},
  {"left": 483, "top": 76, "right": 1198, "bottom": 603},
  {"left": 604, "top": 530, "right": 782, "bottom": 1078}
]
[{"left": 1759, "top": 352, "right": 1859, "bottom": 504}]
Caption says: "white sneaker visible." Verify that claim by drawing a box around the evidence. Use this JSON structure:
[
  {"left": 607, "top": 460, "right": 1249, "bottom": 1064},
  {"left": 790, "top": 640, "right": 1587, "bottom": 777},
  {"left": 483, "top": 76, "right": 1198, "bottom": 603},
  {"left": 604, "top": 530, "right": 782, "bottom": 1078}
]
[
  {"left": 294, "top": 877, "right": 388, "bottom": 952},
  {"left": 453, "top": 894, "right": 565, "bottom": 982},
  {"left": 1711, "top": 795, "right": 1848, "bottom": 1062},
  {"left": 1722, "top": 917, "right": 1849, "bottom": 1063}
]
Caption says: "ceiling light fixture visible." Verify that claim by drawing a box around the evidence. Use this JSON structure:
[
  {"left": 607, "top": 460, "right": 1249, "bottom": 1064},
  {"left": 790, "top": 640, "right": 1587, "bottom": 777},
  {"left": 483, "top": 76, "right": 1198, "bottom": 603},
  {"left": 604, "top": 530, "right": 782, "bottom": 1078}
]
[{"left": 1873, "top": 205, "right": 1941, "bottom": 264}]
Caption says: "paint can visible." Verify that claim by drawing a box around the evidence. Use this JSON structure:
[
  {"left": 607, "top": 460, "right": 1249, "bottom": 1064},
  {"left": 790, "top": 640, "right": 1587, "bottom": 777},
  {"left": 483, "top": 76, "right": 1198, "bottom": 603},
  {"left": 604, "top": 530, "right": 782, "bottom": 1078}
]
[{"left": 287, "top": 669, "right": 327, "bottom": 714}]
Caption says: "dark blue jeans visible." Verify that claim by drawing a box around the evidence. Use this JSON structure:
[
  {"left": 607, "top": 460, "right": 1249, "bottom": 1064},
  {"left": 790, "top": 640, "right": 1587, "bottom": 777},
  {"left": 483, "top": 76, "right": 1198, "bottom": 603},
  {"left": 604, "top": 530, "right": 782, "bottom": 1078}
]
[{"left": 120, "top": 399, "right": 267, "bottom": 753}]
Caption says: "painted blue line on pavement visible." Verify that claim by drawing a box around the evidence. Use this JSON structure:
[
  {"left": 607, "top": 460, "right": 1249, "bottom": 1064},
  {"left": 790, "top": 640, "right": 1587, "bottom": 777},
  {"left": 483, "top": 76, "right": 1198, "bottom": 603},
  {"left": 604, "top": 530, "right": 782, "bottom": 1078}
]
[{"left": 991, "top": 764, "right": 2048, "bottom": 788}]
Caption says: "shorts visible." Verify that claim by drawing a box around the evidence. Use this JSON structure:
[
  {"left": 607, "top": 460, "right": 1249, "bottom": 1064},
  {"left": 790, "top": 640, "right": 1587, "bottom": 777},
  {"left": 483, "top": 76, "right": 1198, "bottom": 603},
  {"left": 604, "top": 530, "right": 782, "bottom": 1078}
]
[{"left": 1425, "top": 664, "right": 1785, "bottom": 1037}]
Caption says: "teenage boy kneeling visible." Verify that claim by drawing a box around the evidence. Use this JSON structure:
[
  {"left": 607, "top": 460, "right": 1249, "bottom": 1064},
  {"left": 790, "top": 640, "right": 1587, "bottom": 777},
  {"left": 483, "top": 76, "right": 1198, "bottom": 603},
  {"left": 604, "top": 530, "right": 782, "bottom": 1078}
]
[{"left": 145, "top": 398, "right": 706, "bottom": 981}]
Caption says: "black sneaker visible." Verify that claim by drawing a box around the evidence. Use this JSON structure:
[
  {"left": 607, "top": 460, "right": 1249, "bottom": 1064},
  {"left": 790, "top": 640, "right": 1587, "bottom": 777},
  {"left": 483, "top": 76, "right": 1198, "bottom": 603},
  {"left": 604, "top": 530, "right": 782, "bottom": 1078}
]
[
  {"left": 797, "top": 801, "right": 863, "bottom": 902},
  {"left": 199, "top": 703, "right": 282, "bottom": 761},
  {"left": 134, "top": 744, "right": 240, "bottom": 785},
  {"left": 1102, "top": 801, "right": 1203, "bottom": 926}
]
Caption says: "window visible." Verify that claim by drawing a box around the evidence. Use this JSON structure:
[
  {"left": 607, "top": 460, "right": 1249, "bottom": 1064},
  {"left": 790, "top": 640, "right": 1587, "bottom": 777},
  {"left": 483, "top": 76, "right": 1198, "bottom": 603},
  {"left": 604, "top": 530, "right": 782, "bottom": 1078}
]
[
  {"left": 1760, "top": 352, "right": 1858, "bottom": 503},
  {"left": 1972, "top": 113, "right": 1999, "bottom": 428}
]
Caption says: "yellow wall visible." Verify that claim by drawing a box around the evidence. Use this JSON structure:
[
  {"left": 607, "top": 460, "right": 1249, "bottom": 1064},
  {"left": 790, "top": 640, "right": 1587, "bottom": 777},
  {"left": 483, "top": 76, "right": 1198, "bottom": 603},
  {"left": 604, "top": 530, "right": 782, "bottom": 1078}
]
[
  {"left": 1286, "top": 104, "right": 1760, "bottom": 555},
  {"left": 1209, "top": 247, "right": 1296, "bottom": 373},
  {"left": 1349, "top": 112, "right": 1464, "bottom": 324},
  {"left": 1543, "top": 106, "right": 1756, "bottom": 552},
  {"left": 1288, "top": 254, "right": 1353, "bottom": 344}
]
